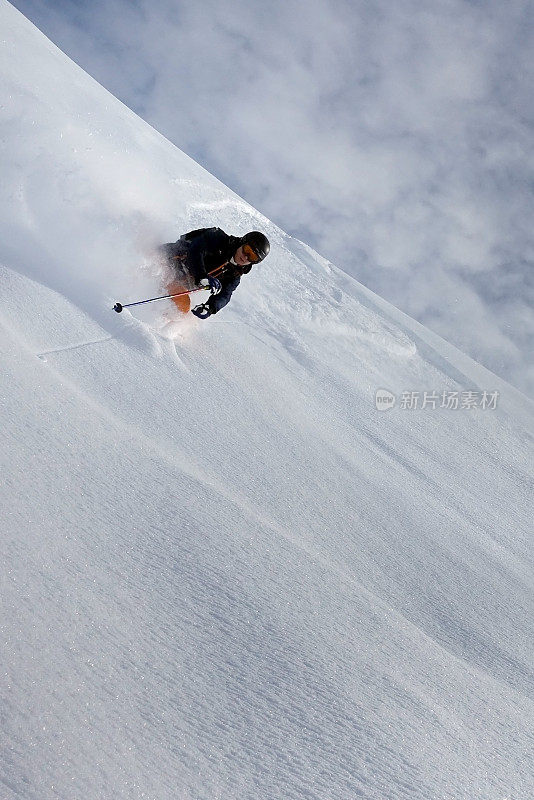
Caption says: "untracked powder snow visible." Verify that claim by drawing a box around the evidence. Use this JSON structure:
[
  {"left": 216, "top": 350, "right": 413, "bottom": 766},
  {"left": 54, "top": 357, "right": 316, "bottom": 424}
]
[{"left": 1, "top": 2, "right": 533, "bottom": 799}]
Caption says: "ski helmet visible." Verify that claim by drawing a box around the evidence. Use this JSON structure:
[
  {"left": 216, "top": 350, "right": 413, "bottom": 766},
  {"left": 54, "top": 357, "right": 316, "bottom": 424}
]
[{"left": 240, "top": 231, "right": 270, "bottom": 263}]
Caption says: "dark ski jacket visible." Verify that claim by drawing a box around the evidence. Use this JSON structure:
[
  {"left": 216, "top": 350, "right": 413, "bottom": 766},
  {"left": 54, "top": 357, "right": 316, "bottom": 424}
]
[{"left": 162, "top": 227, "right": 251, "bottom": 315}]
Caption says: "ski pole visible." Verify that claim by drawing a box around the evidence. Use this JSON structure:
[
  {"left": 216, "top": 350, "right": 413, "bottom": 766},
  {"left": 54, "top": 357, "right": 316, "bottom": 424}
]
[{"left": 113, "top": 286, "right": 205, "bottom": 313}]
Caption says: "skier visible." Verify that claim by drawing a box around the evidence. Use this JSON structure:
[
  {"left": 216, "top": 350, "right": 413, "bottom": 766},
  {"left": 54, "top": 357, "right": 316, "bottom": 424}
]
[{"left": 159, "top": 227, "right": 270, "bottom": 318}]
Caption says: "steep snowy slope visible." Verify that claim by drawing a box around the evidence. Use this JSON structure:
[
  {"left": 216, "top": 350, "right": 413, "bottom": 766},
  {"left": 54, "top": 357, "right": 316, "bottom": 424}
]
[{"left": 1, "top": 2, "right": 533, "bottom": 799}]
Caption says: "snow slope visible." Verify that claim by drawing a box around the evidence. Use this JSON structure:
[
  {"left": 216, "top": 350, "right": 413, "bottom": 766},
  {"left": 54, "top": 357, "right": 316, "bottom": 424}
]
[{"left": 1, "top": 2, "right": 533, "bottom": 799}]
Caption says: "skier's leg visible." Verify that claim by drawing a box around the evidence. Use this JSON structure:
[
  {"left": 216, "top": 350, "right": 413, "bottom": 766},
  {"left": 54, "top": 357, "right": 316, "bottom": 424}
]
[{"left": 165, "top": 260, "right": 194, "bottom": 314}]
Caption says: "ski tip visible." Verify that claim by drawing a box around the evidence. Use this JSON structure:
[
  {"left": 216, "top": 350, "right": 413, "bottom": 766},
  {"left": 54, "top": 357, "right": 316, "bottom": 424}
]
[{"left": 113, "top": 302, "right": 123, "bottom": 313}]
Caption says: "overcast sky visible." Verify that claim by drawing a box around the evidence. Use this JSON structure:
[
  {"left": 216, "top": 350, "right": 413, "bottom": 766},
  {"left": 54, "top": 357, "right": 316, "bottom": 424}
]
[{"left": 10, "top": 0, "right": 534, "bottom": 397}]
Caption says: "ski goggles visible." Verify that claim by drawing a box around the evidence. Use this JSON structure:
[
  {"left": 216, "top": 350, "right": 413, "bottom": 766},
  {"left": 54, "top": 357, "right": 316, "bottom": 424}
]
[{"left": 242, "top": 243, "right": 261, "bottom": 264}]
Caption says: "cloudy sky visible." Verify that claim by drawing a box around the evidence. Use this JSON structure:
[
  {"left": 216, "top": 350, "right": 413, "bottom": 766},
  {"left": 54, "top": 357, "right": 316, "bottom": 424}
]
[{"left": 10, "top": 0, "right": 534, "bottom": 396}]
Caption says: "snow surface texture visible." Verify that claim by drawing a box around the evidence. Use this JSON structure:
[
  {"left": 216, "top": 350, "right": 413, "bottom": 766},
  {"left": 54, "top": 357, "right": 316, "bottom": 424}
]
[{"left": 1, "top": 3, "right": 533, "bottom": 799}]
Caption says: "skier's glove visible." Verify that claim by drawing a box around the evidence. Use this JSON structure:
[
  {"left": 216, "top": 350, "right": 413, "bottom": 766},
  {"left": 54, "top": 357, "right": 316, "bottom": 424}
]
[
  {"left": 191, "top": 303, "right": 212, "bottom": 319},
  {"left": 199, "top": 276, "right": 222, "bottom": 295}
]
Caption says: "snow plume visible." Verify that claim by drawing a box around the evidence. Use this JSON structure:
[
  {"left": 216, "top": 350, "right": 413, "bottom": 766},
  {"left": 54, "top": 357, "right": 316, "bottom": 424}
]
[{"left": 1, "top": 3, "right": 533, "bottom": 799}]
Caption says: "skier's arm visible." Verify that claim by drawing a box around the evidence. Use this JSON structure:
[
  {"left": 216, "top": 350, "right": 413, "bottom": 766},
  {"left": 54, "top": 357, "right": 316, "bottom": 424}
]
[{"left": 206, "top": 274, "right": 241, "bottom": 314}]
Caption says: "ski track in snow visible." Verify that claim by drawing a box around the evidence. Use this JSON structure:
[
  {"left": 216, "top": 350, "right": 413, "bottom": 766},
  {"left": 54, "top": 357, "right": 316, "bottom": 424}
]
[{"left": 1, "top": 3, "right": 534, "bottom": 799}]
